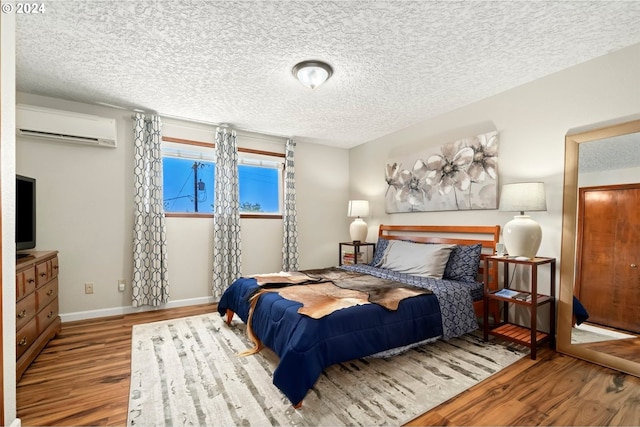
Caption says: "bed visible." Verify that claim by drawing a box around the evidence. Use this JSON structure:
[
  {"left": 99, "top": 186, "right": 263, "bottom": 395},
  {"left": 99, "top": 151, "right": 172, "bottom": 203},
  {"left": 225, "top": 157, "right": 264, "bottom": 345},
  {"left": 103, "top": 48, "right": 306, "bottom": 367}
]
[{"left": 217, "top": 224, "right": 500, "bottom": 407}]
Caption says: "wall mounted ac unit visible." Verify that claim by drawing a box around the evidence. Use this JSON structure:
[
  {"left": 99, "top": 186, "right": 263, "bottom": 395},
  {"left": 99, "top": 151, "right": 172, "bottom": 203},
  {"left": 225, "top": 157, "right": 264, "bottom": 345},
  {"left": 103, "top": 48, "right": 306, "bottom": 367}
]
[{"left": 16, "top": 104, "right": 117, "bottom": 148}]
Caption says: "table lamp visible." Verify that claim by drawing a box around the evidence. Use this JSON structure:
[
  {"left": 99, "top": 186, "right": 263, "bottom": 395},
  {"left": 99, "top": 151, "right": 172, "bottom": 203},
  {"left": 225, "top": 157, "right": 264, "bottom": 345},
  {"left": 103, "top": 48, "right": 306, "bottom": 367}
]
[
  {"left": 499, "top": 182, "right": 547, "bottom": 259},
  {"left": 347, "top": 200, "right": 370, "bottom": 242}
]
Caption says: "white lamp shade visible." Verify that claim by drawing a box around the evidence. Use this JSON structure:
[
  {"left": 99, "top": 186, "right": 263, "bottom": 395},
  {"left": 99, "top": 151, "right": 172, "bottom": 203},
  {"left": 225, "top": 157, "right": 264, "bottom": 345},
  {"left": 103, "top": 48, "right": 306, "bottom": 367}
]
[
  {"left": 499, "top": 182, "right": 547, "bottom": 258},
  {"left": 347, "top": 200, "right": 370, "bottom": 217},
  {"left": 499, "top": 182, "right": 547, "bottom": 213}
]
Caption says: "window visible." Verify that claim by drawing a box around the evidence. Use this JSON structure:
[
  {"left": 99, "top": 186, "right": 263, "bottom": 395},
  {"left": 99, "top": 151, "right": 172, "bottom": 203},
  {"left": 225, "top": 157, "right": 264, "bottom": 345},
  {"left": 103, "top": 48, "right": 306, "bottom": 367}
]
[
  {"left": 163, "top": 156, "right": 215, "bottom": 213},
  {"left": 162, "top": 138, "right": 284, "bottom": 216}
]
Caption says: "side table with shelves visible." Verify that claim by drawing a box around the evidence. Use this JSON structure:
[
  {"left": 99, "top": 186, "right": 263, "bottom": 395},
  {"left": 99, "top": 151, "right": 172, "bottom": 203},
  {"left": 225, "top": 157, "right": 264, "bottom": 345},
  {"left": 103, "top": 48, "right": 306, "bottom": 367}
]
[
  {"left": 483, "top": 256, "right": 556, "bottom": 360},
  {"left": 338, "top": 241, "right": 375, "bottom": 266}
]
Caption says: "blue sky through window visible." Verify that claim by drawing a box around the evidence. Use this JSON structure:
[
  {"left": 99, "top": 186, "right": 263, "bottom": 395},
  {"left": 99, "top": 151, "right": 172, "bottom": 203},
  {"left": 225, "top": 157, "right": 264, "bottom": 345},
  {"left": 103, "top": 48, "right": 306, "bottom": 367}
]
[
  {"left": 239, "top": 165, "right": 280, "bottom": 213},
  {"left": 163, "top": 157, "right": 280, "bottom": 213}
]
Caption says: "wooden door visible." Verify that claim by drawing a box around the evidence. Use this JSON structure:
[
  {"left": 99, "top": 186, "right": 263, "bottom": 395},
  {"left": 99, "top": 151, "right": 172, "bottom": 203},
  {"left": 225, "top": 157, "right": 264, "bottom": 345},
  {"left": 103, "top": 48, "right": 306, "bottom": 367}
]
[{"left": 576, "top": 184, "right": 640, "bottom": 333}]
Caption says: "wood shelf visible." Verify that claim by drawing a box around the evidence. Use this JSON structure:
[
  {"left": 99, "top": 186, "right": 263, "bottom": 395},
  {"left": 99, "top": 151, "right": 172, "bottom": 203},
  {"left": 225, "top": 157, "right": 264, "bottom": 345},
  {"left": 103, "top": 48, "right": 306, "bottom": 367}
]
[
  {"left": 489, "top": 323, "right": 549, "bottom": 346},
  {"left": 483, "top": 256, "right": 556, "bottom": 360},
  {"left": 338, "top": 241, "right": 375, "bottom": 266},
  {"left": 487, "top": 291, "right": 552, "bottom": 306}
]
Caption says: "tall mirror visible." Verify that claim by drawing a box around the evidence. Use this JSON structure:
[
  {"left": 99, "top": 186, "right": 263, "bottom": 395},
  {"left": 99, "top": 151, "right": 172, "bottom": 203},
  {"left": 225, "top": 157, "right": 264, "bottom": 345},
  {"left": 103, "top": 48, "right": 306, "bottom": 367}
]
[{"left": 557, "top": 118, "right": 640, "bottom": 376}]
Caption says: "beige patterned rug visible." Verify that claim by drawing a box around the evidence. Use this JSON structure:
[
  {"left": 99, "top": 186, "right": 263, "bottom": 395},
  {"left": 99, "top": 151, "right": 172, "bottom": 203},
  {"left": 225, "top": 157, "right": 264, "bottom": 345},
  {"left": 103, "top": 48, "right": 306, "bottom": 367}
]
[
  {"left": 127, "top": 313, "right": 526, "bottom": 426},
  {"left": 572, "top": 323, "right": 637, "bottom": 344}
]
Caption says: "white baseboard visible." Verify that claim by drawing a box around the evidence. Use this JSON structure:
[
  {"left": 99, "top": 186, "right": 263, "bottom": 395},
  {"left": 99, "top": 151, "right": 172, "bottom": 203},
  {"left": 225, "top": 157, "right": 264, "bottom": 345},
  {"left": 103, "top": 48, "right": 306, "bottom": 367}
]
[
  {"left": 60, "top": 296, "right": 216, "bottom": 323},
  {"left": 9, "top": 418, "right": 21, "bottom": 427}
]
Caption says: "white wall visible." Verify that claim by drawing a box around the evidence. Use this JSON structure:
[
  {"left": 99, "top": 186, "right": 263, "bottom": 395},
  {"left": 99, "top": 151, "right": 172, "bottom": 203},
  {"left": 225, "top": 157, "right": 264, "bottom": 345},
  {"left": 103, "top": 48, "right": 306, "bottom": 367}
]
[
  {"left": 1, "top": 9, "right": 19, "bottom": 427},
  {"left": 16, "top": 93, "right": 137, "bottom": 317},
  {"left": 15, "top": 92, "right": 349, "bottom": 320},
  {"left": 349, "top": 43, "right": 640, "bottom": 327},
  {"left": 579, "top": 166, "right": 640, "bottom": 188},
  {"left": 295, "top": 141, "right": 351, "bottom": 268}
]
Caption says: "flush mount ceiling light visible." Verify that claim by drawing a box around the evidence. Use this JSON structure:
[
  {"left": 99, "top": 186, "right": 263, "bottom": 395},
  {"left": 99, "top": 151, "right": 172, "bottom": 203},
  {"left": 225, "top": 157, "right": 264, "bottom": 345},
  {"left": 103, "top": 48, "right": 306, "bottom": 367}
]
[{"left": 292, "top": 60, "right": 333, "bottom": 89}]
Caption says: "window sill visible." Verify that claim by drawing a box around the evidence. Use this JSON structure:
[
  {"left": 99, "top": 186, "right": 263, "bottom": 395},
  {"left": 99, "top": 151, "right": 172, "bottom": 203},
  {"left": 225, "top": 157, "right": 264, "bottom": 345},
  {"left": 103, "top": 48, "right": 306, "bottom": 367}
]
[{"left": 165, "top": 213, "right": 283, "bottom": 219}]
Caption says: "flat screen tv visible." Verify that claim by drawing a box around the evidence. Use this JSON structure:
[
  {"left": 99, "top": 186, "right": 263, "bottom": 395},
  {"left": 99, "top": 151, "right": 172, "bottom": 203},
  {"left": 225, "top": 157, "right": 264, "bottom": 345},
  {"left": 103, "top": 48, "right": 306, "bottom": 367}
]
[{"left": 16, "top": 174, "right": 36, "bottom": 253}]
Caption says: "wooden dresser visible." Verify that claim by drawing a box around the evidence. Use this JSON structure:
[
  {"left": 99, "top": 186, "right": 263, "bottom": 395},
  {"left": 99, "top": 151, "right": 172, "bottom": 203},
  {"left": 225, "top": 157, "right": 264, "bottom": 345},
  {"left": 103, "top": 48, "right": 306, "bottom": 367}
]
[{"left": 16, "top": 250, "right": 62, "bottom": 380}]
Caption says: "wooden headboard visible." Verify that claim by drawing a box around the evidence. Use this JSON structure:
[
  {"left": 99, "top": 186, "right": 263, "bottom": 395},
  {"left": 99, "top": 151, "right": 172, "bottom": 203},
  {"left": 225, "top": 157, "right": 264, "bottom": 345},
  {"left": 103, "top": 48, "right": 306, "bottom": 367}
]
[
  {"left": 377, "top": 224, "right": 501, "bottom": 321},
  {"left": 378, "top": 224, "right": 500, "bottom": 252}
]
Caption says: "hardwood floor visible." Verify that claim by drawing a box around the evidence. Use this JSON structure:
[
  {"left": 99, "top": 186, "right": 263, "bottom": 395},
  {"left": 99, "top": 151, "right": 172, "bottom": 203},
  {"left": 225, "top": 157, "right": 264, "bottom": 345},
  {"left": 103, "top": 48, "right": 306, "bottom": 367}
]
[
  {"left": 16, "top": 304, "right": 640, "bottom": 426},
  {"left": 575, "top": 338, "right": 640, "bottom": 363},
  {"left": 16, "top": 303, "right": 215, "bottom": 426},
  {"left": 407, "top": 346, "right": 640, "bottom": 426}
]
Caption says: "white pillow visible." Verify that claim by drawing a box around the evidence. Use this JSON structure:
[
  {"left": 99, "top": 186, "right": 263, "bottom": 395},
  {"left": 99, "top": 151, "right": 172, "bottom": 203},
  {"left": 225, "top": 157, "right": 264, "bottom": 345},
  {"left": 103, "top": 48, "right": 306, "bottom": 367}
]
[{"left": 377, "top": 240, "right": 455, "bottom": 279}]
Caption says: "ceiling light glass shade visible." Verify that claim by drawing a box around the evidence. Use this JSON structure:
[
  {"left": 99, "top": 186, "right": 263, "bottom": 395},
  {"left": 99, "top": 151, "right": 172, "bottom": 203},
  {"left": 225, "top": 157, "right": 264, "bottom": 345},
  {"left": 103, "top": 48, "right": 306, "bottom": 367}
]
[
  {"left": 292, "top": 60, "right": 333, "bottom": 89},
  {"left": 499, "top": 182, "right": 547, "bottom": 259},
  {"left": 347, "top": 200, "right": 369, "bottom": 242}
]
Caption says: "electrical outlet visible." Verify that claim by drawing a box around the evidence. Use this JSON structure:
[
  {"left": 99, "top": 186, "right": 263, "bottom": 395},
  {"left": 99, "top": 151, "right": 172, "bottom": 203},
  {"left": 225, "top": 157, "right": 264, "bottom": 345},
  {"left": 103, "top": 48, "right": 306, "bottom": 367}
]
[
  {"left": 84, "top": 282, "right": 94, "bottom": 294},
  {"left": 118, "top": 279, "right": 126, "bottom": 292}
]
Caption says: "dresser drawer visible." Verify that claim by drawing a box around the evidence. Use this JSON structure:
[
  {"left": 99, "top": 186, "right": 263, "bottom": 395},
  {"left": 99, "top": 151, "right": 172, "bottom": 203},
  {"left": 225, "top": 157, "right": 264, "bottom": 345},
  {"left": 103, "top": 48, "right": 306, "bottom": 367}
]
[
  {"left": 36, "top": 277, "right": 58, "bottom": 310},
  {"left": 37, "top": 298, "right": 59, "bottom": 333},
  {"left": 16, "top": 292, "right": 36, "bottom": 331},
  {"left": 16, "top": 266, "right": 36, "bottom": 301},
  {"left": 50, "top": 256, "right": 59, "bottom": 279},
  {"left": 15, "top": 250, "right": 61, "bottom": 381},
  {"left": 35, "top": 260, "right": 50, "bottom": 287},
  {"left": 16, "top": 318, "right": 38, "bottom": 359}
]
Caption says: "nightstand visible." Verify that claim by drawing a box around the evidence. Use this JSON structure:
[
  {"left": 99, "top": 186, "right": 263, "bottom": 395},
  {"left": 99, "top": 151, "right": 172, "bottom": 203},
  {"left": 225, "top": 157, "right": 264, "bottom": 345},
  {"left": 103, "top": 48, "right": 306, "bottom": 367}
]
[
  {"left": 483, "top": 256, "right": 556, "bottom": 360},
  {"left": 338, "top": 242, "right": 375, "bottom": 266}
]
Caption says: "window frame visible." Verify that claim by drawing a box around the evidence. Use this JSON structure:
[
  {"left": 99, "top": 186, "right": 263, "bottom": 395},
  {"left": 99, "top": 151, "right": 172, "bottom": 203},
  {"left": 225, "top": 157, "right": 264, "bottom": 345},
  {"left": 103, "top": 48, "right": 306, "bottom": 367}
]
[{"left": 161, "top": 136, "right": 285, "bottom": 219}]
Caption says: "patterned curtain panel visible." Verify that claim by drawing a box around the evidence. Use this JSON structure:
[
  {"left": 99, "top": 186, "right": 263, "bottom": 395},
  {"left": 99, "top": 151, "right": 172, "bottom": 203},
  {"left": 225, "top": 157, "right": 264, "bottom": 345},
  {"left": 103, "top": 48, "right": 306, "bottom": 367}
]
[
  {"left": 282, "top": 138, "right": 299, "bottom": 271},
  {"left": 132, "top": 113, "right": 170, "bottom": 307},
  {"left": 212, "top": 127, "right": 242, "bottom": 300}
]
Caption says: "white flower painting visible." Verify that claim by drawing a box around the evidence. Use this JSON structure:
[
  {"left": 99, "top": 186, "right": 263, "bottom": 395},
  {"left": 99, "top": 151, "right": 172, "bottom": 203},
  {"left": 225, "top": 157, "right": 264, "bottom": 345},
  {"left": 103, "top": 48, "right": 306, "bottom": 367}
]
[{"left": 385, "top": 131, "right": 498, "bottom": 213}]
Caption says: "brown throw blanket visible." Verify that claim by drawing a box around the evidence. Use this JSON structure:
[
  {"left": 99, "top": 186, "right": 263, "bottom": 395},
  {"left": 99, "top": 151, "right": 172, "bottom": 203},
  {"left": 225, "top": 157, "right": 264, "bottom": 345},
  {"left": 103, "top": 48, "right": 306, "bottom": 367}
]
[
  {"left": 240, "top": 268, "right": 431, "bottom": 356},
  {"left": 251, "top": 271, "right": 322, "bottom": 286},
  {"left": 276, "top": 283, "right": 371, "bottom": 318},
  {"left": 252, "top": 267, "right": 431, "bottom": 314}
]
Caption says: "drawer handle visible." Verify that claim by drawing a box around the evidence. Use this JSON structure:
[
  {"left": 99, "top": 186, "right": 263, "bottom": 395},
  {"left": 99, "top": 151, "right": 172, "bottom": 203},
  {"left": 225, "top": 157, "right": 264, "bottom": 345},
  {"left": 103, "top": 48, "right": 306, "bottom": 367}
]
[
  {"left": 17, "top": 309, "right": 27, "bottom": 319},
  {"left": 19, "top": 337, "right": 28, "bottom": 346},
  {"left": 27, "top": 278, "right": 35, "bottom": 284},
  {"left": 47, "top": 289, "right": 55, "bottom": 296},
  {"left": 47, "top": 311, "right": 54, "bottom": 318},
  {"left": 39, "top": 272, "right": 46, "bottom": 277},
  {"left": 632, "top": 264, "right": 638, "bottom": 268},
  {"left": 53, "top": 265, "right": 59, "bottom": 270}
]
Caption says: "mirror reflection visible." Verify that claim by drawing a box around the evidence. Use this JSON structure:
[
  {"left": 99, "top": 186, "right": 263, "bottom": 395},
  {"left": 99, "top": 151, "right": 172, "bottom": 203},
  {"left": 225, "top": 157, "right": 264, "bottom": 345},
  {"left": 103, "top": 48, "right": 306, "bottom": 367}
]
[
  {"left": 571, "top": 133, "right": 640, "bottom": 361},
  {"left": 559, "top": 121, "right": 640, "bottom": 374}
]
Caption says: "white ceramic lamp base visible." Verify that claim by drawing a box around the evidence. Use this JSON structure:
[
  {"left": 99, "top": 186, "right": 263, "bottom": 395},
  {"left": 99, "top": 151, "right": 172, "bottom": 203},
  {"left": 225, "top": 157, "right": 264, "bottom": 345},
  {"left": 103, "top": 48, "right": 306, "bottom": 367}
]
[
  {"left": 503, "top": 215, "right": 542, "bottom": 259},
  {"left": 349, "top": 218, "right": 368, "bottom": 242}
]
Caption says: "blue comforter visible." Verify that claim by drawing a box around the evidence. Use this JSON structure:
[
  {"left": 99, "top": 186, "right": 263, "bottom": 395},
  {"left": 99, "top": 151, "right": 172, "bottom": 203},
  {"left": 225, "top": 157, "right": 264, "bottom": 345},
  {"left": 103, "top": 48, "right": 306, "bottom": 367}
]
[{"left": 217, "top": 266, "right": 481, "bottom": 405}]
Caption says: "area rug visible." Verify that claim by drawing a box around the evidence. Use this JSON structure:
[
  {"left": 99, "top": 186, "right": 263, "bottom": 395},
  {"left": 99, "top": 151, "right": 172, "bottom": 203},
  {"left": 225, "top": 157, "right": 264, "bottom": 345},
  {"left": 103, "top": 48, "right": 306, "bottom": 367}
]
[
  {"left": 572, "top": 322, "right": 637, "bottom": 344},
  {"left": 127, "top": 313, "right": 527, "bottom": 426}
]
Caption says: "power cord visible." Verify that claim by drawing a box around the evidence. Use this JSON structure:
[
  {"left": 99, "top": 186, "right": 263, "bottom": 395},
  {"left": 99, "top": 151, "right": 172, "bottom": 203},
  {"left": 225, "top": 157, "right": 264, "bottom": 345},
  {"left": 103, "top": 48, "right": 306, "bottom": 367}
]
[{"left": 508, "top": 264, "right": 518, "bottom": 288}]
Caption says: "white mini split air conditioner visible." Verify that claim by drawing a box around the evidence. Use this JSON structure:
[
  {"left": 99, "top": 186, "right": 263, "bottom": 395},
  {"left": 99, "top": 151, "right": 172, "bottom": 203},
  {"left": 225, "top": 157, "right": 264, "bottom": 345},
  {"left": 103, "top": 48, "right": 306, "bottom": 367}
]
[{"left": 16, "top": 104, "right": 118, "bottom": 148}]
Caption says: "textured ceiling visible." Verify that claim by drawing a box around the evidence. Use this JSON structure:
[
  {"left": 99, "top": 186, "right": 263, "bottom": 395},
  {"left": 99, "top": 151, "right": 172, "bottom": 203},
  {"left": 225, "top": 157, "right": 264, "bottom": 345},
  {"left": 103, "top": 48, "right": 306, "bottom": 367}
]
[
  {"left": 15, "top": 1, "right": 640, "bottom": 148},
  {"left": 579, "top": 132, "right": 640, "bottom": 173}
]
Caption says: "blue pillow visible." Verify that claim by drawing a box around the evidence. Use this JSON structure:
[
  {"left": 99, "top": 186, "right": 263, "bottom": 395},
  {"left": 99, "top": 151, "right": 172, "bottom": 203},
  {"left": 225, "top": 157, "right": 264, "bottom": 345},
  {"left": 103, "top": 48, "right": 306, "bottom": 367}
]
[
  {"left": 369, "top": 237, "right": 391, "bottom": 266},
  {"left": 443, "top": 243, "right": 482, "bottom": 282}
]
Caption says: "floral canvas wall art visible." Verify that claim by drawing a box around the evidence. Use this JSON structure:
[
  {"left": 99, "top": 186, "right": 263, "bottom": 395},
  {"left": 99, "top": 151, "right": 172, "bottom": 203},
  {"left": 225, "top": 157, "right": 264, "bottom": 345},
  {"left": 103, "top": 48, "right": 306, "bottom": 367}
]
[{"left": 385, "top": 131, "right": 498, "bottom": 213}]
